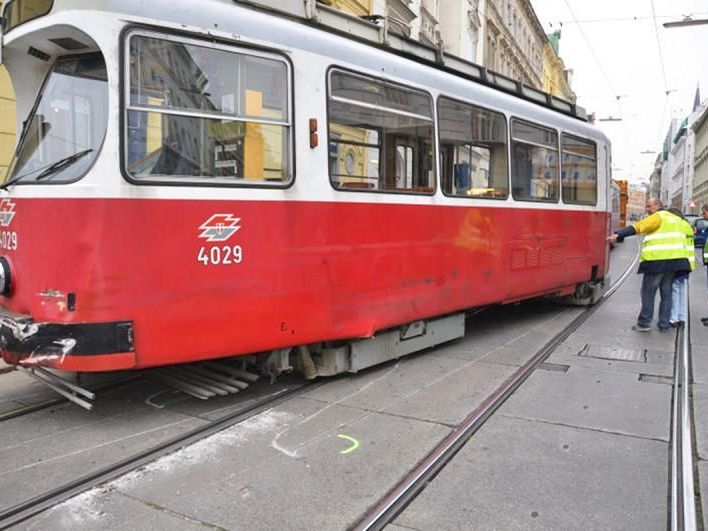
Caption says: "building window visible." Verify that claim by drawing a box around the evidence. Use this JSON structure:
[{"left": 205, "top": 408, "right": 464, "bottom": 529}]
[
  {"left": 125, "top": 32, "right": 292, "bottom": 186},
  {"left": 327, "top": 70, "right": 435, "bottom": 194},
  {"left": 561, "top": 134, "right": 597, "bottom": 205},
  {"left": 511, "top": 119, "right": 559, "bottom": 202},
  {"left": 438, "top": 97, "right": 509, "bottom": 199}
]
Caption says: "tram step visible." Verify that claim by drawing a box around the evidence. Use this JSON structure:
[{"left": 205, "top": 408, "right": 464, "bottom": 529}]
[
  {"left": 17, "top": 366, "right": 95, "bottom": 410},
  {"left": 154, "top": 360, "right": 260, "bottom": 400},
  {"left": 318, "top": 313, "right": 465, "bottom": 376}
]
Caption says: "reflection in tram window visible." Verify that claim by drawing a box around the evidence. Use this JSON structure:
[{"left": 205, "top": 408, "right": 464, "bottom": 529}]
[
  {"left": 5, "top": 53, "right": 108, "bottom": 185},
  {"left": 328, "top": 70, "right": 435, "bottom": 193},
  {"left": 125, "top": 33, "right": 291, "bottom": 185},
  {"left": 561, "top": 134, "right": 597, "bottom": 205},
  {"left": 510, "top": 119, "right": 559, "bottom": 202},
  {"left": 438, "top": 97, "right": 508, "bottom": 199}
]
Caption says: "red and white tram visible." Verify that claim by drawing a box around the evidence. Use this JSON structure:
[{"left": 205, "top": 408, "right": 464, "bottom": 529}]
[{"left": 0, "top": 0, "right": 611, "bottom": 378}]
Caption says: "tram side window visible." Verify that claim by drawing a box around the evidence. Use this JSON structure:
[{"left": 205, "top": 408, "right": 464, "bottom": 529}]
[
  {"left": 561, "top": 134, "right": 597, "bottom": 205},
  {"left": 2, "top": 0, "right": 53, "bottom": 32},
  {"left": 510, "top": 119, "right": 559, "bottom": 202},
  {"left": 125, "top": 33, "right": 291, "bottom": 185},
  {"left": 438, "top": 97, "right": 508, "bottom": 199},
  {"left": 328, "top": 70, "right": 435, "bottom": 193}
]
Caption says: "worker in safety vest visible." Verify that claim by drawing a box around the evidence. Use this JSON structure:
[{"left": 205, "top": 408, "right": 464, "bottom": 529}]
[
  {"left": 667, "top": 208, "right": 694, "bottom": 326},
  {"left": 608, "top": 198, "right": 692, "bottom": 332},
  {"left": 701, "top": 203, "right": 708, "bottom": 326}
]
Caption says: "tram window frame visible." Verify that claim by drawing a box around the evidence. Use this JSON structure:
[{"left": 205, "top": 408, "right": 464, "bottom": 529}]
[
  {"left": 560, "top": 132, "right": 598, "bottom": 206},
  {"left": 437, "top": 96, "right": 509, "bottom": 200},
  {"left": 1, "top": 0, "right": 54, "bottom": 33},
  {"left": 326, "top": 67, "right": 436, "bottom": 195},
  {"left": 121, "top": 29, "right": 294, "bottom": 188},
  {"left": 510, "top": 118, "right": 560, "bottom": 203}
]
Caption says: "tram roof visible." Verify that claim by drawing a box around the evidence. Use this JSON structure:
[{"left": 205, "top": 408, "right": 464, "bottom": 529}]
[
  {"left": 1, "top": 0, "right": 586, "bottom": 122},
  {"left": 231, "top": 0, "right": 587, "bottom": 122}
]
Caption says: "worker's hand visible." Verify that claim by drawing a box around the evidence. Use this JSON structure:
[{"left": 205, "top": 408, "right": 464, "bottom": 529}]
[{"left": 607, "top": 233, "right": 619, "bottom": 244}]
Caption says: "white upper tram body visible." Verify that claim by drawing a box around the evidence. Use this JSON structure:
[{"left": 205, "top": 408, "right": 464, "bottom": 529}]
[{"left": 0, "top": 0, "right": 611, "bottom": 208}]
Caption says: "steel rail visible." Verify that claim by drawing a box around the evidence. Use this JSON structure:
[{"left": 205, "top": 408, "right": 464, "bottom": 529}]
[
  {"left": 670, "top": 291, "right": 697, "bottom": 531},
  {"left": 0, "top": 375, "right": 141, "bottom": 423},
  {"left": 352, "top": 254, "right": 639, "bottom": 531},
  {"left": 0, "top": 397, "right": 64, "bottom": 423},
  {"left": 0, "top": 381, "right": 316, "bottom": 530}
]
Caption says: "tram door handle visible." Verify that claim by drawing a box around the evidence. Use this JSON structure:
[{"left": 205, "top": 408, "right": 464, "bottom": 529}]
[{"left": 309, "top": 118, "right": 318, "bottom": 148}]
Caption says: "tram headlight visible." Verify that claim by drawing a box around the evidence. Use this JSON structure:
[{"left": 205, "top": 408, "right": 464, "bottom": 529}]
[{"left": 0, "top": 257, "right": 12, "bottom": 296}]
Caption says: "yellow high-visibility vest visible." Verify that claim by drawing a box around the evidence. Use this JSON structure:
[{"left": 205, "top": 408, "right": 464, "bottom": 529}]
[
  {"left": 680, "top": 219, "right": 695, "bottom": 271},
  {"left": 640, "top": 211, "right": 690, "bottom": 262}
]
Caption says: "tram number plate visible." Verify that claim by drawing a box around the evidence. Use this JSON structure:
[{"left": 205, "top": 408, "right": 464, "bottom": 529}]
[
  {"left": 0, "top": 231, "right": 17, "bottom": 251},
  {"left": 197, "top": 245, "right": 243, "bottom": 266}
]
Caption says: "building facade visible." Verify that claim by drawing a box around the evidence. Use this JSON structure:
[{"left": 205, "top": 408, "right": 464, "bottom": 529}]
[
  {"left": 330, "top": 0, "right": 567, "bottom": 99},
  {"left": 438, "top": 0, "right": 485, "bottom": 64},
  {"left": 326, "top": 0, "right": 372, "bottom": 16},
  {"left": 692, "top": 106, "right": 708, "bottom": 210},
  {"left": 0, "top": 0, "right": 14, "bottom": 180},
  {"left": 483, "top": 0, "right": 544, "bottom": 89},
  {"left": 648, "top": 153, "right": 662, "bottom": 201},
  {"left": 0, "top": 64, "right": 14, "bottom": 180},
  {"left": 627, "top": 185, "right": 647, "bottom": 222},
  {"left": 542, "top": 30, "right": 575, "bottom": 103}
]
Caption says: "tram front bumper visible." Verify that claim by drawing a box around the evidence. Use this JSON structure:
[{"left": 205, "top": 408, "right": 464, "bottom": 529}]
[{"left": 0, "top": 308, "right": 135, "bottom": 372}]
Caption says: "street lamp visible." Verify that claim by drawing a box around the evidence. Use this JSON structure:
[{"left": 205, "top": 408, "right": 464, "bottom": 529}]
[{"left": 663, "top": 17, "right": 708, "bottom": 28}]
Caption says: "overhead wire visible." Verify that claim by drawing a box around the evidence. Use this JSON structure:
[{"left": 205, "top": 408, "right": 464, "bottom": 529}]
[
  {"left": 562, "top": 0, "right": 639, "bottom": 179},
  {"left": 649, "top": 0, "right": 674, "bottom": 153},
  {"left": 650, "top": 0, "right": 671, "bottom": 95},
  {"left": 562, "top": 0, "right": 622, "bottom": 111},
  {"left": 549, "top": 11, "right": 708, "bottom": 25}
]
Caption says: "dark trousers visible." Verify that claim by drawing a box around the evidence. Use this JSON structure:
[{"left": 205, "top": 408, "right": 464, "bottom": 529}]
[{"left": 638, "top": 271, "right": 674, "bottom": 329}]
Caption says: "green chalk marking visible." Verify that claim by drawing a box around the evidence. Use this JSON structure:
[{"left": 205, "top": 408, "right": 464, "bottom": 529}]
[{"left": 337, "top": 434, "right": 360, "bottom": 455}]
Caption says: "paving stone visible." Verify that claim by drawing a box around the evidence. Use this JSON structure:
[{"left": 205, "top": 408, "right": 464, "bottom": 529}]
[
  {"left": 98, "top": 399, "right": 450, "bottom": 530},
  {"left": 0, "top": 403, "right": 205, "bottom": 509},
  {"left": 548, "top": 339, "right": 674, "bottom": 378},
  {"left": 303, "top": 351, "right": 517, "bottom": 426},
  {"left": 395, "top": 415, "right": 667, "bottom": 531},
  {"left": 29, "top": 489, "right": 212, "bottom": 530},
  {"left": 700, "top": 460, "right": 708, "bottom": 530},
  {"left": 379, "top": 360, "right": 516, "bottom": 425},
  {"left": 693, "top": 384, "right": 708, "bottom": 460},
  {"left": 302, "top": 352, "right": 470, "bottom": 412},
  {"left": 498, "top": 365, "right": 671, "bottom": 441}
]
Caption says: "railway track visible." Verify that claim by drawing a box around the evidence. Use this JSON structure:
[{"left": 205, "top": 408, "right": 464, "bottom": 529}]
[
  {"left": 6, "top": 246, "right": 695, "bottom": 530},
  {"left": 0, "top": 380, "right": 317, "bottom": 529},
  {"left": 350, "top": 253, "right": 683, "bottom": 531},
  {"left": 0, "top": 375, "right": 142, "bottom": 423},
  {"left": 671, "top": 298, "right": 697, "bottom": 530}
]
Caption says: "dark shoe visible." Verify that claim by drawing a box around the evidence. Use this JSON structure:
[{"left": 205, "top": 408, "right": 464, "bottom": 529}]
[
  {"left": 701, "top": 317, "right": 708, "bottom": 323},
  {"left": 632, "top": 324, "right": 651, "bottom": 332},
  {"left": 670, "top": 321, "right": 680, "bottom": 328}
]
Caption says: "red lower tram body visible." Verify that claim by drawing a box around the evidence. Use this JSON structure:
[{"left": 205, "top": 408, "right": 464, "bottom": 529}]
[{"left": 0, "top": 198, "right": 609, "bottom": 372}]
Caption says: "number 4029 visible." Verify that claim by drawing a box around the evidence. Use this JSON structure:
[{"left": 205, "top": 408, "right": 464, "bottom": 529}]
[{"left": 197, "top": 245, "right": 243, "bottom": 265}]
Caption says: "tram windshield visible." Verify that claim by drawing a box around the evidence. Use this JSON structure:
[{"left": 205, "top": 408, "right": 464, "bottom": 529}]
[{"left": 4, "top": 53, "right": 108, "bottom": 186}]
